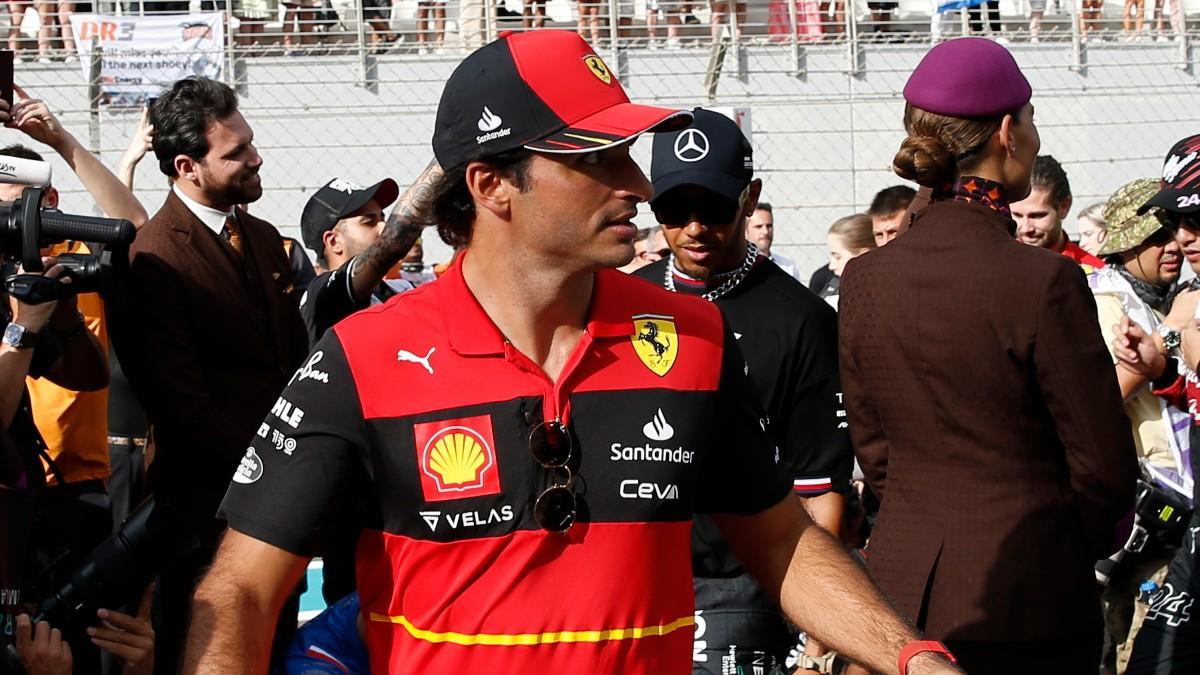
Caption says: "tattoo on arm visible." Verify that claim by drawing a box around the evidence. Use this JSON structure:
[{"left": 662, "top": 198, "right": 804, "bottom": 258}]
[
  {"left": 350, "top": 160, "right": 443, "bottom": 302},
  {"left": 361, "top": 159, "right": 443, "bottom": 272}
]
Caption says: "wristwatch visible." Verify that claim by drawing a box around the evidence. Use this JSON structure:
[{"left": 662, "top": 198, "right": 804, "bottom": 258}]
[
  {"left": 1157, "top": 324, "right": 1183, "bottom": 353},
  {"left": 3, "top": 323, "right": 38, "bottom": 350},
  {"left": 795, "top": 651, "right": 837, "bottom": 674}
]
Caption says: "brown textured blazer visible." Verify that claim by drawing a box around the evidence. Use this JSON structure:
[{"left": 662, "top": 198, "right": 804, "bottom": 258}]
[
  {"left": 838, "top": 198, "right": 1139, "bottom": 641},
  {"left": 108, "top": 191, "right": 308, "bottom": 532}
]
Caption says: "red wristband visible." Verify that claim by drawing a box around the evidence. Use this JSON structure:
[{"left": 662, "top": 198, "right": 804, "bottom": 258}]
[{"left": 899, "top": 640, "right": 957, "bottom": 675}]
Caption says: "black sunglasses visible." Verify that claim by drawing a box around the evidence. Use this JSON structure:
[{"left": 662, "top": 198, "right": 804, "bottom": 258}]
[
  {"left": 528, "top": 420, "right": 577, "bottom": 533},
  {"left": 652, "top": 192, "right": 742, "bottom": 227},
  {"left": 1159, "top": 210, "right": 1200, "bottom": 231}
]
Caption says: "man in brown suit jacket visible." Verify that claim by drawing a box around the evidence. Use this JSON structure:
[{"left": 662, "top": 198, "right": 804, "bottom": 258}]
[
  {"left": 839, "top": 190, "right": 1139, "bottom": 668},
  {"left": 107, "top": 77, "right": 308, "bottom": 675}
]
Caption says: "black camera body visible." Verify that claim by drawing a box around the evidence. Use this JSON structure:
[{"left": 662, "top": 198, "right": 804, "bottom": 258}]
[
  {"left": 1096, "top": 480, "right": 1193, "bottom": 587},
  {"left": 0, "top": 186, "right": 136, "bottom": 304},
  {"left": 35, "top": 497, "right": 192, "bottom": 631}
]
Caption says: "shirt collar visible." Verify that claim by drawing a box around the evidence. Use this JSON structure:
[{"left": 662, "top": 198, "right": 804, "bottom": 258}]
[
  {"left": 173, "top": 183, "right": 235, "bottom": 235},
  {"left": 932, "top": 176, "right": 1012, "bottom": 218},
  {"left": 439, "top": 254, "right": 632, "bottom": 356}
]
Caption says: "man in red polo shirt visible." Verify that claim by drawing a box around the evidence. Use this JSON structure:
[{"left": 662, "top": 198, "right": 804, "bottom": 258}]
[
  {"left": 183, "top": 30, "right": 962, "bottom": 675},
  {"left": 1013, "top": 154, "right": 1105, "bottom": 269}
]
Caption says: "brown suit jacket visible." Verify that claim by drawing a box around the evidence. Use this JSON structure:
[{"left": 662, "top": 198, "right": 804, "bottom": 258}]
[
  {"left": 108, "top": 191, "right": 308, "bottom": 532},
  {"left": 839, "top": 198, "right": 1138, "bottom": 641}
]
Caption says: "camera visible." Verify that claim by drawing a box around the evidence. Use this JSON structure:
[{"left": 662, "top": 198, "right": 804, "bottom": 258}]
[
  {"left": 0, "top": 185, "right": 136, "bottom": 304},
  {"left": 1095, "top": 479, "right": 1192, "bottom": 587},
  {"left": 34, "top": 497, "right": 192, "bottom": 631}
]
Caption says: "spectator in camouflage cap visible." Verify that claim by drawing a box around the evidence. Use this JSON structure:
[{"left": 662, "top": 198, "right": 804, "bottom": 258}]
[{"left": 1092, "top": 177, "right": 1197, "bottom": 674}]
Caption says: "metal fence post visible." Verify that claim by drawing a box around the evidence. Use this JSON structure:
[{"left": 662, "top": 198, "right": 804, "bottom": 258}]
[
  {"left": 88, "top": 38, "right": 103, "bottom": 216},
  {"left": 608, "top": 0, "right": 620, "bottom": 70},
  {"left": 786, "top": 0, "right": 806, "bottom": 78},
  {"left": 846, "top": 1, "right": 862, "bottom": 76},
  {"left": 484, "top": 0, "right": 497, "bottom": 43},
  {"left": 1069, "top": 0, "right": 1086, "bottom": 73}
]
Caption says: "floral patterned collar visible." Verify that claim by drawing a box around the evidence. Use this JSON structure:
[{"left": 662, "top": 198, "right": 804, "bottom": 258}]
[{"left": 932, "top": 176, "right": 1012, "bottom": 218}]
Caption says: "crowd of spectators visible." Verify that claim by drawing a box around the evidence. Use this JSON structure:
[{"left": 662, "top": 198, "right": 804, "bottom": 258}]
[
  {"left": 0, "top": 0, "right": 1190, "bottom": 62},
  {"left": 0, "top": 26, "right": 1197, "bottom": 675}
]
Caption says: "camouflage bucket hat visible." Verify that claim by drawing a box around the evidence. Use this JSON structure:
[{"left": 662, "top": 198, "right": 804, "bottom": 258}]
[{"left": 1099, "top": 178, "right": 1170, "bottom": 256}]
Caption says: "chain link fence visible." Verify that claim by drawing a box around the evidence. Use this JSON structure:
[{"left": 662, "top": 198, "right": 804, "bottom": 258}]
[{"left": 4, "top": 0, "right": 1200, "bottom": 277}]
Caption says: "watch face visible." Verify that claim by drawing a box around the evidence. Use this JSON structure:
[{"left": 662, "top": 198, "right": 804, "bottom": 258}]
[{"left": 3, "top": 323, "right": 23, "bottom": 345}]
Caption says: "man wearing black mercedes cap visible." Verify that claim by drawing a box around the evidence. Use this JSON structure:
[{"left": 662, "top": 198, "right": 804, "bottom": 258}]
[
  {"left": 635, "top": 108, "right": 853, "bottom": 675},
  {"left": 300, "top": 176, "right": 402, "bottom": 342},
  {"left": 1123, "top": 133, "right": 1200, "bottom": 675},
  {"left": 187, "top": 29, "right": 960, "bottom": 675}
]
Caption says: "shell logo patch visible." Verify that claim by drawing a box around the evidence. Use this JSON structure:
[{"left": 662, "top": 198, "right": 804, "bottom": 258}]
[
  {"left": 631, "top": 314, "right": 678, "bottom": 377},
  {"left": 583, "top": 54, "right": 613, "bottom": 85},
  {"left": 414, "top": 414, "right": 501, "bottom": 502}
]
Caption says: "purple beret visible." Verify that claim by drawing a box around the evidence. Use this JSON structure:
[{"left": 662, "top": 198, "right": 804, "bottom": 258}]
[{"left": 903, "top": 38, "right": 1032, "bottom": 118}]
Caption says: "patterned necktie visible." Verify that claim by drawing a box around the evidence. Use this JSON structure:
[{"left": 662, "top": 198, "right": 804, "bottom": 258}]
[{"left": 222, "top": 214, "right": 243, "bottom": 256}]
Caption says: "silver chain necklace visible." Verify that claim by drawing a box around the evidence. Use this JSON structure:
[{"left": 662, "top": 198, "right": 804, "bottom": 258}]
[{"left": 664, "top": 242, "right": 759, "bottom": 302}]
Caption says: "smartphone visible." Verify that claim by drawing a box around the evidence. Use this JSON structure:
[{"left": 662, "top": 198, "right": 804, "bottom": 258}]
[{"left": 0, "top": 50, "right": 12, "bottom": 109}]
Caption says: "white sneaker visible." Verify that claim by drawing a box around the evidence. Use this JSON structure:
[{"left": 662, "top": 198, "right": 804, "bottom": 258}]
[
  {"left": 417, "top": 47, "right": 430, "bottom": 55},
  {"left": 36, "top": 56, "right": 51, "bottom": 64},
  {"left": 13, "top": 55, "right": 24, "bottom": 64},
  {"left": 63, "top": 55, "right": 77, "bottom": 63},
  {"left": 666, "top": 37, "right": 681, "bottom": 48}
]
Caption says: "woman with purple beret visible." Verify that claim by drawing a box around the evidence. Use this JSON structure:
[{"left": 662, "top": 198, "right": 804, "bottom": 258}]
[{"left": 837, "top": 38, "right": 1140, "bottom": 675}]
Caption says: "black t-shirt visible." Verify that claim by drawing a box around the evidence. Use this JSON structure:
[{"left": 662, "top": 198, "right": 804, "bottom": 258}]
[
  {"left": 298, "top": 258, "right": 415, "bottom": 347},
  {"left": 637, "top": 257, "right": 853, "bottom": 609}
]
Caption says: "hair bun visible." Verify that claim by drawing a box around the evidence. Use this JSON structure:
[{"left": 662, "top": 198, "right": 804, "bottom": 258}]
[{"left": 893, "top": 135, "right": 954, "bottom": 187}]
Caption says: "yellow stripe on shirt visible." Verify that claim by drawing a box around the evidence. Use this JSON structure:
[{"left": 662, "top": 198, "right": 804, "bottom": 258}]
[{"left": 367, "top": 612, "right": 695, "bottom": 646}]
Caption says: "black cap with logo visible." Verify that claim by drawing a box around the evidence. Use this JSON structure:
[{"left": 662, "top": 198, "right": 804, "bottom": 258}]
[
  {"left": 649, "top": 108, "right": 753, "bottom": 205},
  {"left": 300, "top": 177, "right": 400, "bottom": 253},
  {"left": 1140, "top": 134, "right": 1200, "bottom": 214}
]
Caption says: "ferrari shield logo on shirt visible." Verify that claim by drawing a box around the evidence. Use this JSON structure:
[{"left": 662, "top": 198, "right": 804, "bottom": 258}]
[
  {"left": 631, "top": 314, "right": 678, "bottom": 377},
  {"left": 413, "top": 414, "right": 502, "bottom": 502},
  {"left": 583, "top": 54, "right": 613, "bottom": 85}
]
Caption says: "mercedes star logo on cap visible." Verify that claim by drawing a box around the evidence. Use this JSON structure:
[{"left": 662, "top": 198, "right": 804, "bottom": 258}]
[{"left": 674, "top": 128, "right": 710, "bottom": 163}]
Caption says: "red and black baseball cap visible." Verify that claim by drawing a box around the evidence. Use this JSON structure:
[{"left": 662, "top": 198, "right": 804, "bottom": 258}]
[
  {"left": 433, "top": 30, "right": 691, "bottom": 170},
  {"left": 1140, "top": 134, "right": 1200, "bottom": 214}
]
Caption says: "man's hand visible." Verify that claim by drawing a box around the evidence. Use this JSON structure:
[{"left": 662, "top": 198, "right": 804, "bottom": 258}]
[
  {"left": 1163, "top": 288, "right": 1200, "bottom": 334},
  {"left": 1112, "top": 314, "right": 1166, "bottom": 380},
  {"left": 8, "top": 257, "right": 66, "bottom": 334},
  {"left": 90, "top": 587, "right": 155, "bottom": 675},
  {"left": 14, "top": 614, "right": 73, "bottom": 675}
]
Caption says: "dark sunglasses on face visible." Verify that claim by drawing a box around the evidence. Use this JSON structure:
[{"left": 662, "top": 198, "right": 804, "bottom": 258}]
[
  {"left": 652, "top": 192, "right": 742, "bottom": 227},
  {"left": 1145, "top": 226, "right": 1178, "bottom": 247},
  {"left": 1159, "top": 210, "right": 1200, "bottom": 231},
  {"left": 528, "top": 420, "right": 577, "bottom": 533}
]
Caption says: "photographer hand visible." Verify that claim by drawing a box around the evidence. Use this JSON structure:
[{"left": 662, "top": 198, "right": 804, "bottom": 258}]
[
  {"left": 14, "top": 614, "right": 73, "bottom": 675},
  {"left": 90, "top": 587, "right": 155, "bottom": 675},
  {"left": 8, "top": 257, "right": 67, "bottom": 334},
  {"left": 7, "top": 86, "right": 72, "bottom": 151},
  {"left": 118, "top": 106, "right": 154, "bottom": 191}
]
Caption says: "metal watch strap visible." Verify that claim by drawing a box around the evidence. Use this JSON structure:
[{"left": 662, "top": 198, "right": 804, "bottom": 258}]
[
  {"left": 795, "top": 651, "right": 837, "bottom": 674},
  {"left": 1158, "top": 323, "right": 1182, "bottom": 352}
]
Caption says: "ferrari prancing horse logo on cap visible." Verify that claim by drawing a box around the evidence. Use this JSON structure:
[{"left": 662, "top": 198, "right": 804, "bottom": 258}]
[
  {"left": 584, "top": 54, "right": 613, "bottom": 86},
  {"left": 631, "top": 314, "right": 678, "bottom": 377}
]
